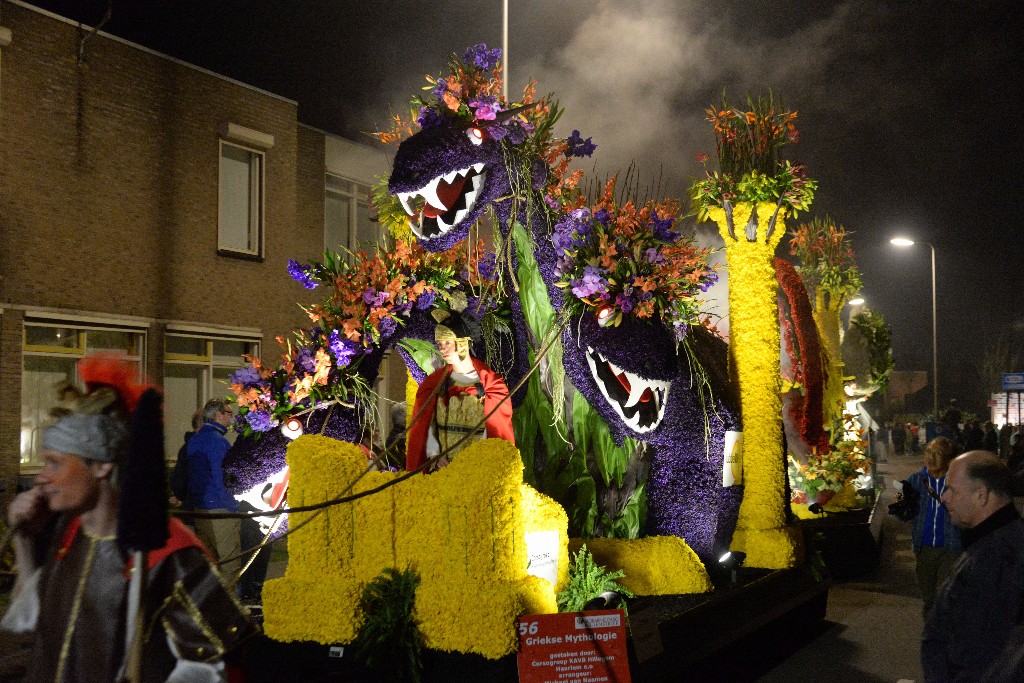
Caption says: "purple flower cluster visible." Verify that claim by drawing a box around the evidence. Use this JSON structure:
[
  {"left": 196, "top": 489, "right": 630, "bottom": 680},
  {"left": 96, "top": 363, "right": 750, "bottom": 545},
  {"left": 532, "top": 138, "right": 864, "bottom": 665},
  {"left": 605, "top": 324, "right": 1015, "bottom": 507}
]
[
  {"left": 552, "top": 208, "right": 593, "bottom": 275},
  {"left": 415, "top": 289, "right": 436, "bottom": 310},
  {"left": 362, "top": 288, "right": 389, "bottom": 307},
  {"left": 245, "top": 409, "right": 276, "bottom": 433},
  {"left": 469, "top": 95, "right": 500, "bottom": 121},
  {"left": 287, "top": 259, "right": 318, "bottom": 290},
  {"left": 570, "top": 265, "right": 609, "bottom": 299},
  {"left": 698, "top": 270, "right": 719, "bottom": 292},
  {"left": 651, "top": 213, "right": 679, "bottom": 241},
  {"left": 477, "top": 251, "right": 498, "bottom": 281},
  {"left": 294, "top": 347, "right": 316, "bottom": 374},
  {"left": 565, "top": 129, "right": 597, "bottom": 158},
  {"left": 487, "top": 120, "right": 531, "bottom": 145},
  {"left": 614, "top": 287, "right": 653, "bottom": 314},
  {"left": 231, "top": 366, "right": 263, "bottom": 387},
  {"left": 464, "top": 43, "right": 502, "bottom": 70},
  {"left": 417, "top": 106, "right": 442, "bottom": 130},
  {"left": 328, "top": 329, "right": 359, "bottom": 368}
]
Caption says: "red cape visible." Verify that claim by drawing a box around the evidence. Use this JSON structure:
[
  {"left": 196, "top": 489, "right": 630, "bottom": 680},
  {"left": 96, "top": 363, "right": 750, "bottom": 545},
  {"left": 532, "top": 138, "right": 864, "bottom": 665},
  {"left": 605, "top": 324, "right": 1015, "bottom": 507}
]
[{"left": 405, "top": 356, "right": 515, "bottom": 471}]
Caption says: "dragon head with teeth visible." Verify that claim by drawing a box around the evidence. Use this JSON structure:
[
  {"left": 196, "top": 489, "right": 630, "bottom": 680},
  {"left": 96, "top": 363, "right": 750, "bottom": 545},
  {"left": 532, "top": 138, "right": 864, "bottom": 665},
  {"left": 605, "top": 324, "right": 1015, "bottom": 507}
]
[
  {"left": 564, "top": 312, "right": 682, "bottom": 443},
  {"left": 388, "top": 122, "right": 509, "bottom": 252},
  {"left": 378, "top": 44, "right": 580, "bottom": 255}
]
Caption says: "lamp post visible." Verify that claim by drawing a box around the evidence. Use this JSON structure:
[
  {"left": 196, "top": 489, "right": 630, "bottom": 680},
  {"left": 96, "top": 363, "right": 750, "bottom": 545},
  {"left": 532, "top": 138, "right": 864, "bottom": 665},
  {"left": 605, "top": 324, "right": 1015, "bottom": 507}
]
[{"left": 890, "top": 237, "right": 938, "bottom": 418}]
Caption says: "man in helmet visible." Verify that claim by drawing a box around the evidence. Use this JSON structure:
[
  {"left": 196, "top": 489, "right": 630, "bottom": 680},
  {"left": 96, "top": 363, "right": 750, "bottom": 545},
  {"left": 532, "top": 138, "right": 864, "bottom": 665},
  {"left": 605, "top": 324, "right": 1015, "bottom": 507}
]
[{"left": 2, "top": 355, "right": 255, "bottom": 682}]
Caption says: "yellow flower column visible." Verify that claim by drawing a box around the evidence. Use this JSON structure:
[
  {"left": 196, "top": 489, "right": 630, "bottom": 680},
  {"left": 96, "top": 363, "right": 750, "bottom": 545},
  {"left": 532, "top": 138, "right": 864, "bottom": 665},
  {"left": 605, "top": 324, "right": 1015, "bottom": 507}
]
[
  {"left": 814, "top": 289, "right": 846, "bottom": 427},
  {"left": 709, "top": 201, "right": 801, "bottom": 569}
]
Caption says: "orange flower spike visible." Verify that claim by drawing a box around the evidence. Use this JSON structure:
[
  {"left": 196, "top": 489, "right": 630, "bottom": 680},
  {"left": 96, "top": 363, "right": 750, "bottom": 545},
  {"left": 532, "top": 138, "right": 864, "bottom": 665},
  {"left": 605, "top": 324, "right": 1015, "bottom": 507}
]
[
  {"left": 343, "top": 318, "right": 362, "bottom": 342},
  {"left": 313, "top": 349, "right": 332, "bottom": 385}
]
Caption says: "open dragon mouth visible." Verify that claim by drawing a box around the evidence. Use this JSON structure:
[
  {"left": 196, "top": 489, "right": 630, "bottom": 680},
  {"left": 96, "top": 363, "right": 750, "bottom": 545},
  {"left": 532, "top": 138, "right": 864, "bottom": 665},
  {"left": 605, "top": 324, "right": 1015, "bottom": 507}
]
[
  {"left": 396, "top": 163, "right": 487, "bottom": 240},
  {"left": 585, "top": 346, "right": 670, "bottom": 433}
]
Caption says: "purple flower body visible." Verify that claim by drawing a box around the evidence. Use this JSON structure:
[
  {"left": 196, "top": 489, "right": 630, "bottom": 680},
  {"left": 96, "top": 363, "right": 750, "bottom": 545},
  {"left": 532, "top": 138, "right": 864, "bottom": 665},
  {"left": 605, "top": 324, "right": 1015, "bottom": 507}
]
[
  {"left": 570, "top": 265, "right": 609, "bottom": 299},
  {"left": 565, "top": 129, "right": 597, "bottom": 158},
  {"left": 417, "top": 107, "right": 442, "bottom": 130},
  {"left": 477, "top": 252, "right": 497, "bottom": 281},
  {"left": 328, "top": 329, "right": 359, "bottom": 368},
  {"left": 231, "top": 366, "right": 263, "bottom": 387},
  {"left": 294, "top": 347, "right": 316, "bottom": 374},
  {"left": 463, "top": 43, "right": 502, "bottom": 70},
  {"left": 362, "top": 288, "right": 389, "bottom": 307},
  {"left": 287, "top": 259, "right": 318, "bottom": 290},
  {"left": 245, "top": 410, "right": 276, "bottom": 433},
  {"left": 415, "top": 290, "right": 436, "bottom": 310},
  {"left": 644, "top": 247, "right": 666, "bottom": 265},
  {"left": 650, "top": 213, "right": 678, "bottom": 241},
  {"left": 469, "top": 96, "right": 500, "bottom": 121}
]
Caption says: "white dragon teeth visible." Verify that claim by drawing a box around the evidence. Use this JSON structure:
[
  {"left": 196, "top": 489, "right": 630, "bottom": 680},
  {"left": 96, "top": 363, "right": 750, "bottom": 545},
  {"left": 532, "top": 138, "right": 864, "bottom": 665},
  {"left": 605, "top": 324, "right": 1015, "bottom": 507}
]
[
  {"left": 419, "top": 176, "right": 445, "bottom": 213},
  {"left": 395, "top": 164, "right": 487, "bottom": 230},
  {"left": 585, "top": 347, "right": 670, "bottom": 433},
  {"left": 398, "top": 193, "right": 415, "bottom": 217},
  {"left": 437, "top": 208, "right": 468, "bottom": 230}
]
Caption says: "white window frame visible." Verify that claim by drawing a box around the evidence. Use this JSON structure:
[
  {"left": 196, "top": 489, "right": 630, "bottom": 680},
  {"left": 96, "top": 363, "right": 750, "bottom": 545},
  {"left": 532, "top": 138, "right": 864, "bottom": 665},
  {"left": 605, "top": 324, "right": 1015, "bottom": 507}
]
[
  {"left": 218, "top": 140, "right": 265, "bottom": 259},
  {"left": 325, "top": 173, "right": 380, "bottom": 257}
]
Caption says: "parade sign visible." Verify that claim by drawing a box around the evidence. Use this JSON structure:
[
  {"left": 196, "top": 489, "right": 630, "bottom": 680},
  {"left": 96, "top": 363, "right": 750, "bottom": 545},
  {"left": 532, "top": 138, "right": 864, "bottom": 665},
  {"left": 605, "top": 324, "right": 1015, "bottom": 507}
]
[
  {"left": 517, "top": 610, "right": 631, "bottom": 683},
  {"left": 1003, "top": 373, "right": 1024, "bottom": 391}
]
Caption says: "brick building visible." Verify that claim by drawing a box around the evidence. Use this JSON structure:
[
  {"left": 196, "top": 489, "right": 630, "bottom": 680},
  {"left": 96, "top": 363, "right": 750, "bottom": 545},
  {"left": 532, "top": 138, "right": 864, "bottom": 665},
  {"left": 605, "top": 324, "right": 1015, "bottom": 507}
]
[{"left": 0, "top": 1, "right": 397, "bottom": 500}]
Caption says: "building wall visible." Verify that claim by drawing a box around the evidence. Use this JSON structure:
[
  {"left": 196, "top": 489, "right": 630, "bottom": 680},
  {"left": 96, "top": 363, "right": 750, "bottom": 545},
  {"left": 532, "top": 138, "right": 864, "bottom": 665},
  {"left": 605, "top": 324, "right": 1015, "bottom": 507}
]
[{"left": 0, "top": 3, "right": 325, "bottom": 496}]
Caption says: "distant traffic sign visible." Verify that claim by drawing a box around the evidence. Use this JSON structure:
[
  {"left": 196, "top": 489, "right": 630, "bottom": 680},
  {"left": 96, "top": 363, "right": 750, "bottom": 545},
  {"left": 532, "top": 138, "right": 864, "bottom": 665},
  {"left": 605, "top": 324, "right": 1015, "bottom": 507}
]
[{"left": 1003, "top": 373, "right": 1024, "bottom": 391}]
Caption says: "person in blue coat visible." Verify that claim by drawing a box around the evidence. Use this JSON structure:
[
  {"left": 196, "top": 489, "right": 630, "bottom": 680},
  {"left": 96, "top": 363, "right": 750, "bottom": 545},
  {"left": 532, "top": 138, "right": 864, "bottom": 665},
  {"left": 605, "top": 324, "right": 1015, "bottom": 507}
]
[
  {"left": 186, "top": 398, "right": 241, "bottom": 583},
  {"left": 906, "top": 436, "right": 961, "bottom": 617}
]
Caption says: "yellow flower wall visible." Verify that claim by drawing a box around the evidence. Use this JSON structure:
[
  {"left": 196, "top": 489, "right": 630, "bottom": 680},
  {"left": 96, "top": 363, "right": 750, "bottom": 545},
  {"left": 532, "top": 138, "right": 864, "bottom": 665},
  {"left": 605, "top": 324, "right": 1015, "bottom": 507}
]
[
  {"left": 569, "top": 536, "right": 712, "bottom": 595},
  {"left": 262, "top": 435, "right": 568, "bottom": 659},
  {"left": 709, "top": 202, "right": 800, "bottom": 569}
]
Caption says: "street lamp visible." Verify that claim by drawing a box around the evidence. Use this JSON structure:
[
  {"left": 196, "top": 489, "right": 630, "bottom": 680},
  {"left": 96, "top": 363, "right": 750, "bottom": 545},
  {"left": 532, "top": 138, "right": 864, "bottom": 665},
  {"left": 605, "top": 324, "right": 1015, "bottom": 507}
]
[{"left": 890, "top": 237, "right": 938, "bottom": 418}]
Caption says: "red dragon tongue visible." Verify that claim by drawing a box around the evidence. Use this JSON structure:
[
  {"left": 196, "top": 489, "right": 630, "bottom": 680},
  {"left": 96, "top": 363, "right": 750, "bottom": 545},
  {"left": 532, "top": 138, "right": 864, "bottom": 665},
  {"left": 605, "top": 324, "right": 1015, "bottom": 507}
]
[
  {"left": 422, "top": 174, "right": 469, "bottom": 219},
  {"left": 640, "top": 387, "right": 653, "bottom": 403}
]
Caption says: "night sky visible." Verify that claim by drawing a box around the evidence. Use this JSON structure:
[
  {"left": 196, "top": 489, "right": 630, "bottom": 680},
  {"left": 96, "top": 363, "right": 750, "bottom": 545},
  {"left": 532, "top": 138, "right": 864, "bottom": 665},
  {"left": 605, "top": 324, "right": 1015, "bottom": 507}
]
[{"left": 16, "top": 0, "right": 1024, "bottom": 415}]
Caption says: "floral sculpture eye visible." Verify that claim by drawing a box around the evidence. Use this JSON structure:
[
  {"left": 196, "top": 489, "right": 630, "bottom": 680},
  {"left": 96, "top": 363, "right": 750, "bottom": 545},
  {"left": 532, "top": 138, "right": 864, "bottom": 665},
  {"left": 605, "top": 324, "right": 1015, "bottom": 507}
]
[{"left": 466, "top": 127, "right": 485, "bottom": 146}]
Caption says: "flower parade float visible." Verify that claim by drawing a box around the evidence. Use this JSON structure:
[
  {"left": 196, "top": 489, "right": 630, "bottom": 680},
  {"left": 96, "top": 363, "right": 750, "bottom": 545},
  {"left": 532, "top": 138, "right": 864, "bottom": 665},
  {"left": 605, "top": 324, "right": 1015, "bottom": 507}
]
[{"left": 222, "top": 52, "right": 840, "bottom": 681}]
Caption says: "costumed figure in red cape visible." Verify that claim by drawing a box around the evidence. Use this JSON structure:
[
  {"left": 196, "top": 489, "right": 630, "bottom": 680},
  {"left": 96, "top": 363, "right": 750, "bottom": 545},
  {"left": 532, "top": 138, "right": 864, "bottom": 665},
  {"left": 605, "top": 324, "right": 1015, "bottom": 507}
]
[
  {"left": 406, "top": 309, "right": 515, "bottom": 471},
  {"left": 2, "top": 354, "right": 256, "bottom": 682}
]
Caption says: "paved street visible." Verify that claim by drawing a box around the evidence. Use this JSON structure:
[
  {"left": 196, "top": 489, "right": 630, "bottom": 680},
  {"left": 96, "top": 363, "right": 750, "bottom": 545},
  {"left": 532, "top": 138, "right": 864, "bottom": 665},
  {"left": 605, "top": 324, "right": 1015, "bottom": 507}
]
[{"left": 758, "top": 452, "right": 926, "bottom": 683}]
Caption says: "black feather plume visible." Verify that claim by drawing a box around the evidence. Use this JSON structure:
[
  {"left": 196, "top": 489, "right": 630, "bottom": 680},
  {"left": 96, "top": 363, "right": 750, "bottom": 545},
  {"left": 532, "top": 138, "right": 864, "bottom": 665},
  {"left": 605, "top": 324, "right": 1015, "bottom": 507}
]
[{"left": 118, "top": 388, "right": 169, "bottom": 552}]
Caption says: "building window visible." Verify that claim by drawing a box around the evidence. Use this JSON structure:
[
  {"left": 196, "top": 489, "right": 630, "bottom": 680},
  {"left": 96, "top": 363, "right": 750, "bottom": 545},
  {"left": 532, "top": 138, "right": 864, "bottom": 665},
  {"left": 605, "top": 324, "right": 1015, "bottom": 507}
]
[
  {"left": 325, "top": 174, "right": 379, "bottom": 256},
  {"left": 219, "top": 141, "right": 264, "bottom": 258},
  {"left": 163, "top": 332, "right": 259, "bottom": 460},
  {"left": 21, "top": 322, "right": 145, "bottom": 470}
]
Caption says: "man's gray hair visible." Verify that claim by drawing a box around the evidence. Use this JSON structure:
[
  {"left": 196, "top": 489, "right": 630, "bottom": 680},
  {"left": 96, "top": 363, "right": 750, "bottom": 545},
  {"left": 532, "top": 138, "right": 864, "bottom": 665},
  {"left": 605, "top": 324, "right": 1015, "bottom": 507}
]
[{"left": 202, "top": 398, "right": 230, "bottom": 422}]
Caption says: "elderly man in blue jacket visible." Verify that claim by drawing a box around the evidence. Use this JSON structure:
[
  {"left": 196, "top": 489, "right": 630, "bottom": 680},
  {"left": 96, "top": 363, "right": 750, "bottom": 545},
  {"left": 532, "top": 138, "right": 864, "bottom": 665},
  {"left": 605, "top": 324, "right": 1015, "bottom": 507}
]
[{"left": 186, "top": 397, "right": 241, "bottom": 584}]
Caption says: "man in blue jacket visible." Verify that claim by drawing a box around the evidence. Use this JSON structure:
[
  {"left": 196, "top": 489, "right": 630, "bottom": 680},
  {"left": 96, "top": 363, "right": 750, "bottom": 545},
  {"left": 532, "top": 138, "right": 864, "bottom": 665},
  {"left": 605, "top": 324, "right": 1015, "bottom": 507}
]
[{"left": 186, "top": 398, "right": 241, "bottom": 584}]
